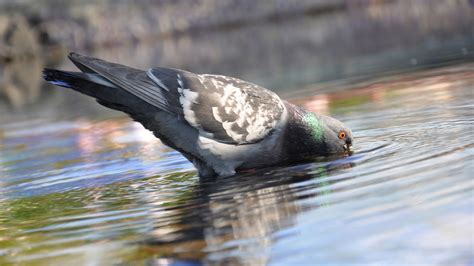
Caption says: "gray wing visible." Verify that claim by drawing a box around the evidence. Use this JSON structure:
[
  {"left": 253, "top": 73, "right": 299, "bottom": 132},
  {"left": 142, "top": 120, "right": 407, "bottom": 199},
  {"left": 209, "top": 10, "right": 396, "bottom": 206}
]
[
  {"left": 69, "top": 53, "right": 286, "bottom": 144},
  {"left": 190, "top": 74, "right": 286, "bottom": 144},
  {"left": 68, "top": 53, "right": 184, "bottom": 115}
]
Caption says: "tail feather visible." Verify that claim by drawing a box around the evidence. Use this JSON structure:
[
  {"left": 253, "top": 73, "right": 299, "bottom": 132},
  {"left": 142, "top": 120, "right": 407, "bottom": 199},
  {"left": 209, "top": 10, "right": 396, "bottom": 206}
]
[
  {"left": 42, "top": 69, "right": 77, "bottom": 89},
  {"left": 43, "top": 68, "right": 118, "bottom": 100},
  {"left": 43, "top": 68, "right": 153, "bottom": 115}
]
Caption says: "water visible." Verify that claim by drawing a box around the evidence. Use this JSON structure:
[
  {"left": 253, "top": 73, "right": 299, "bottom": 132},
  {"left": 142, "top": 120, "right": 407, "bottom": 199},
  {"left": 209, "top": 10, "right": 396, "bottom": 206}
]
[{"left": 0, "top": 62, "right": 472, "bottom": 265}]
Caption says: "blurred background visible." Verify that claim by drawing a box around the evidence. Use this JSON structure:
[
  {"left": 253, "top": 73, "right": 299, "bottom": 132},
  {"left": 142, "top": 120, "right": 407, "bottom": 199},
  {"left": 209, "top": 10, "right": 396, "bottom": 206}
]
[
  {"left": 1, "top": 1, "right": 473, "bottom": 265},
  {"left": 1, "top": 0, "right": 473, "bottom": 117}
]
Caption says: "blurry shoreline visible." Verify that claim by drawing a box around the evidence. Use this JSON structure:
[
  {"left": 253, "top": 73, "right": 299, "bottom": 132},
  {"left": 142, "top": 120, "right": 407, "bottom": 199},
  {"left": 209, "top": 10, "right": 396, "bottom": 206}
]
[{"left": 0, "top": 0, "right": 473, "bottom": 110}]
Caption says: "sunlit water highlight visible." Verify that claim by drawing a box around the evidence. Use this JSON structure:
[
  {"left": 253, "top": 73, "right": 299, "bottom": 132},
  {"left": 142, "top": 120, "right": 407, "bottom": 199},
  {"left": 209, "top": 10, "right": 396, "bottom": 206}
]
[{"left": 0, "top": 64, "right": 473, "bottom": 265}]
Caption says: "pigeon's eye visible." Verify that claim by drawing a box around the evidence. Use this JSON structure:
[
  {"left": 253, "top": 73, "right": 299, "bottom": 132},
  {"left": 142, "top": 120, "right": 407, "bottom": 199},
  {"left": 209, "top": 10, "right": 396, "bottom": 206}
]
[{"left": 338, "top": 130, "right": 346, "bottom": 139}]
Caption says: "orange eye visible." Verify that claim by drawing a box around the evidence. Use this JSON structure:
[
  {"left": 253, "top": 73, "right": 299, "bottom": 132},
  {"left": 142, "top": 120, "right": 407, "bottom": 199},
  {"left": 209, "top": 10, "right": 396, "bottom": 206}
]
[{"left": 338, "top": 131, "right": 346, "bottom": 139}]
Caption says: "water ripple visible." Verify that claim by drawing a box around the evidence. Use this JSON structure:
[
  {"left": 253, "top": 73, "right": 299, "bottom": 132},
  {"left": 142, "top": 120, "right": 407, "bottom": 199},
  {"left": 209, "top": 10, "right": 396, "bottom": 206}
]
[{"left": 1, "top": 65, "right": 473, "bottom": 265}]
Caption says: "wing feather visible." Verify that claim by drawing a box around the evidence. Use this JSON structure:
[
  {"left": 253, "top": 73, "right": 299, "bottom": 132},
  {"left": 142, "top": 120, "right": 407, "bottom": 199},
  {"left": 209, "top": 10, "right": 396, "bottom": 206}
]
[
  {"left": 69, "top": 53, "right": 180, "bottom": 114},
  {"left": 68, "top": 53, "right": 286, "bottom": 145},
  {"left": 184, "top": 74, "right": 286, "bottom": 144}
]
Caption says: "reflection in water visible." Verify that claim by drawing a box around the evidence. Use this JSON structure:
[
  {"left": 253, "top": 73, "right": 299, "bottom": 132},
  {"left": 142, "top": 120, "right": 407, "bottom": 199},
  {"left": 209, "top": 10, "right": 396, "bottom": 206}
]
[
  {"left": 0, "top": 64, "right": 473, "bottom": 264},
  {"left": 140, "top": 161, "right": 353, "bottom": 265}
]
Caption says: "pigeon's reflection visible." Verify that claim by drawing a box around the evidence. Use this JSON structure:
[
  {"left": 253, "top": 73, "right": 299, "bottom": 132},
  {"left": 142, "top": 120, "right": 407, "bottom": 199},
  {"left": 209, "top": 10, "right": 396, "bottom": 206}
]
[{"left": 140, "top": 160, "right": 354, "bottom": 265}]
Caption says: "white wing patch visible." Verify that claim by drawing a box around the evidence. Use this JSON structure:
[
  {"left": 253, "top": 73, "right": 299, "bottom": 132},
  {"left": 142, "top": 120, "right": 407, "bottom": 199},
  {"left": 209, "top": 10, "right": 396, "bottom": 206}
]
[
  {"left": 208, "top": 82, "right": 279, "bottom": 142},
  {"left": 150, "top": 72, "right": 286, "bottom": 145},
  {"left": 198, "top": 75, "right": 286, "bottom": 144}
]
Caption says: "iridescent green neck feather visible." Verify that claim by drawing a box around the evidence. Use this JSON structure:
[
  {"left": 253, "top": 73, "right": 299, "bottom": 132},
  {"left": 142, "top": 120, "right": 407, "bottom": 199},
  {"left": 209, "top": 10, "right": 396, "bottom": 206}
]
[{"left": 303, "top": 113, "right": 323, "bottom": 141}]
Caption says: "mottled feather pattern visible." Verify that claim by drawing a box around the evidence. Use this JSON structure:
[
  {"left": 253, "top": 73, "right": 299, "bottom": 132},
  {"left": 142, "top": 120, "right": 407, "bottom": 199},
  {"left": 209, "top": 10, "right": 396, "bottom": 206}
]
[{"left": 184, "top": 74, "right": 285, "bottom": 144}]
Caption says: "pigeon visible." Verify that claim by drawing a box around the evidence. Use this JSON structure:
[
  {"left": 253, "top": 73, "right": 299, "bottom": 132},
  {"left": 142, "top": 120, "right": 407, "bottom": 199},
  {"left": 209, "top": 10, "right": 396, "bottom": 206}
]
[{"left": 43, "top": 53, "right": 353, "bottom": 178}]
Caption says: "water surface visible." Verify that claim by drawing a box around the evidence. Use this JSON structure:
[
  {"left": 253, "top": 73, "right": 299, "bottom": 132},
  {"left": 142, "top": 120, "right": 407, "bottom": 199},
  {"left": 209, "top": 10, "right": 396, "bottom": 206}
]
[{"left": 0, "top": 64, "right": 473, "bottom": 265}]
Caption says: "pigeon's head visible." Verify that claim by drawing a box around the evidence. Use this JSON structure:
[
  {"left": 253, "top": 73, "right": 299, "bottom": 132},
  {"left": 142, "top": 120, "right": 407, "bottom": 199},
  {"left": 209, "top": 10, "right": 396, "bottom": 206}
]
[{"left": 302, "top": 113, "right": 354, "bottom": 155}]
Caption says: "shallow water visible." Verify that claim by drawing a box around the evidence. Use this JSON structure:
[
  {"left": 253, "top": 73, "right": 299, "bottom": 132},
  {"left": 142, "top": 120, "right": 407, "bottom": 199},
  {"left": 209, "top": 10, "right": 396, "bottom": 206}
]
[{"left": 0, "top": 64, "right": 473, "bottom": 265}]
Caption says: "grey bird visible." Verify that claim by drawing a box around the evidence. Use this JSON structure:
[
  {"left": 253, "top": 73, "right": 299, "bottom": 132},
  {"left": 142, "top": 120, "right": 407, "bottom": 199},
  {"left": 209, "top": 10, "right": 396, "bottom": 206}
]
[{"left": 43, "top": 53, "right": 353, "bottom": 178}]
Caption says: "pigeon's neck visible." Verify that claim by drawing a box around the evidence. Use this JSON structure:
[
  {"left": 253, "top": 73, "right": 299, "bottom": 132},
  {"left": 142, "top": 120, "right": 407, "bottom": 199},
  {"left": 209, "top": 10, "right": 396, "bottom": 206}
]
[{"left": 281, "top": 103, "right": 327, "bottom": 162}]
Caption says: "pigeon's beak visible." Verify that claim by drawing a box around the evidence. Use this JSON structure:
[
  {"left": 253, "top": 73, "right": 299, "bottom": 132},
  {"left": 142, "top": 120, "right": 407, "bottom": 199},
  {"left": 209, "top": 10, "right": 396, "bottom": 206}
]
[
  {"left": 343, "top": 144, "right": 354, "bottom": 155},
  {"left": 343, "top": 143, "right": 352, "bottom": 151},
  {"left": 343, "top": 138, "right": 354, "bottom": 155}
]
